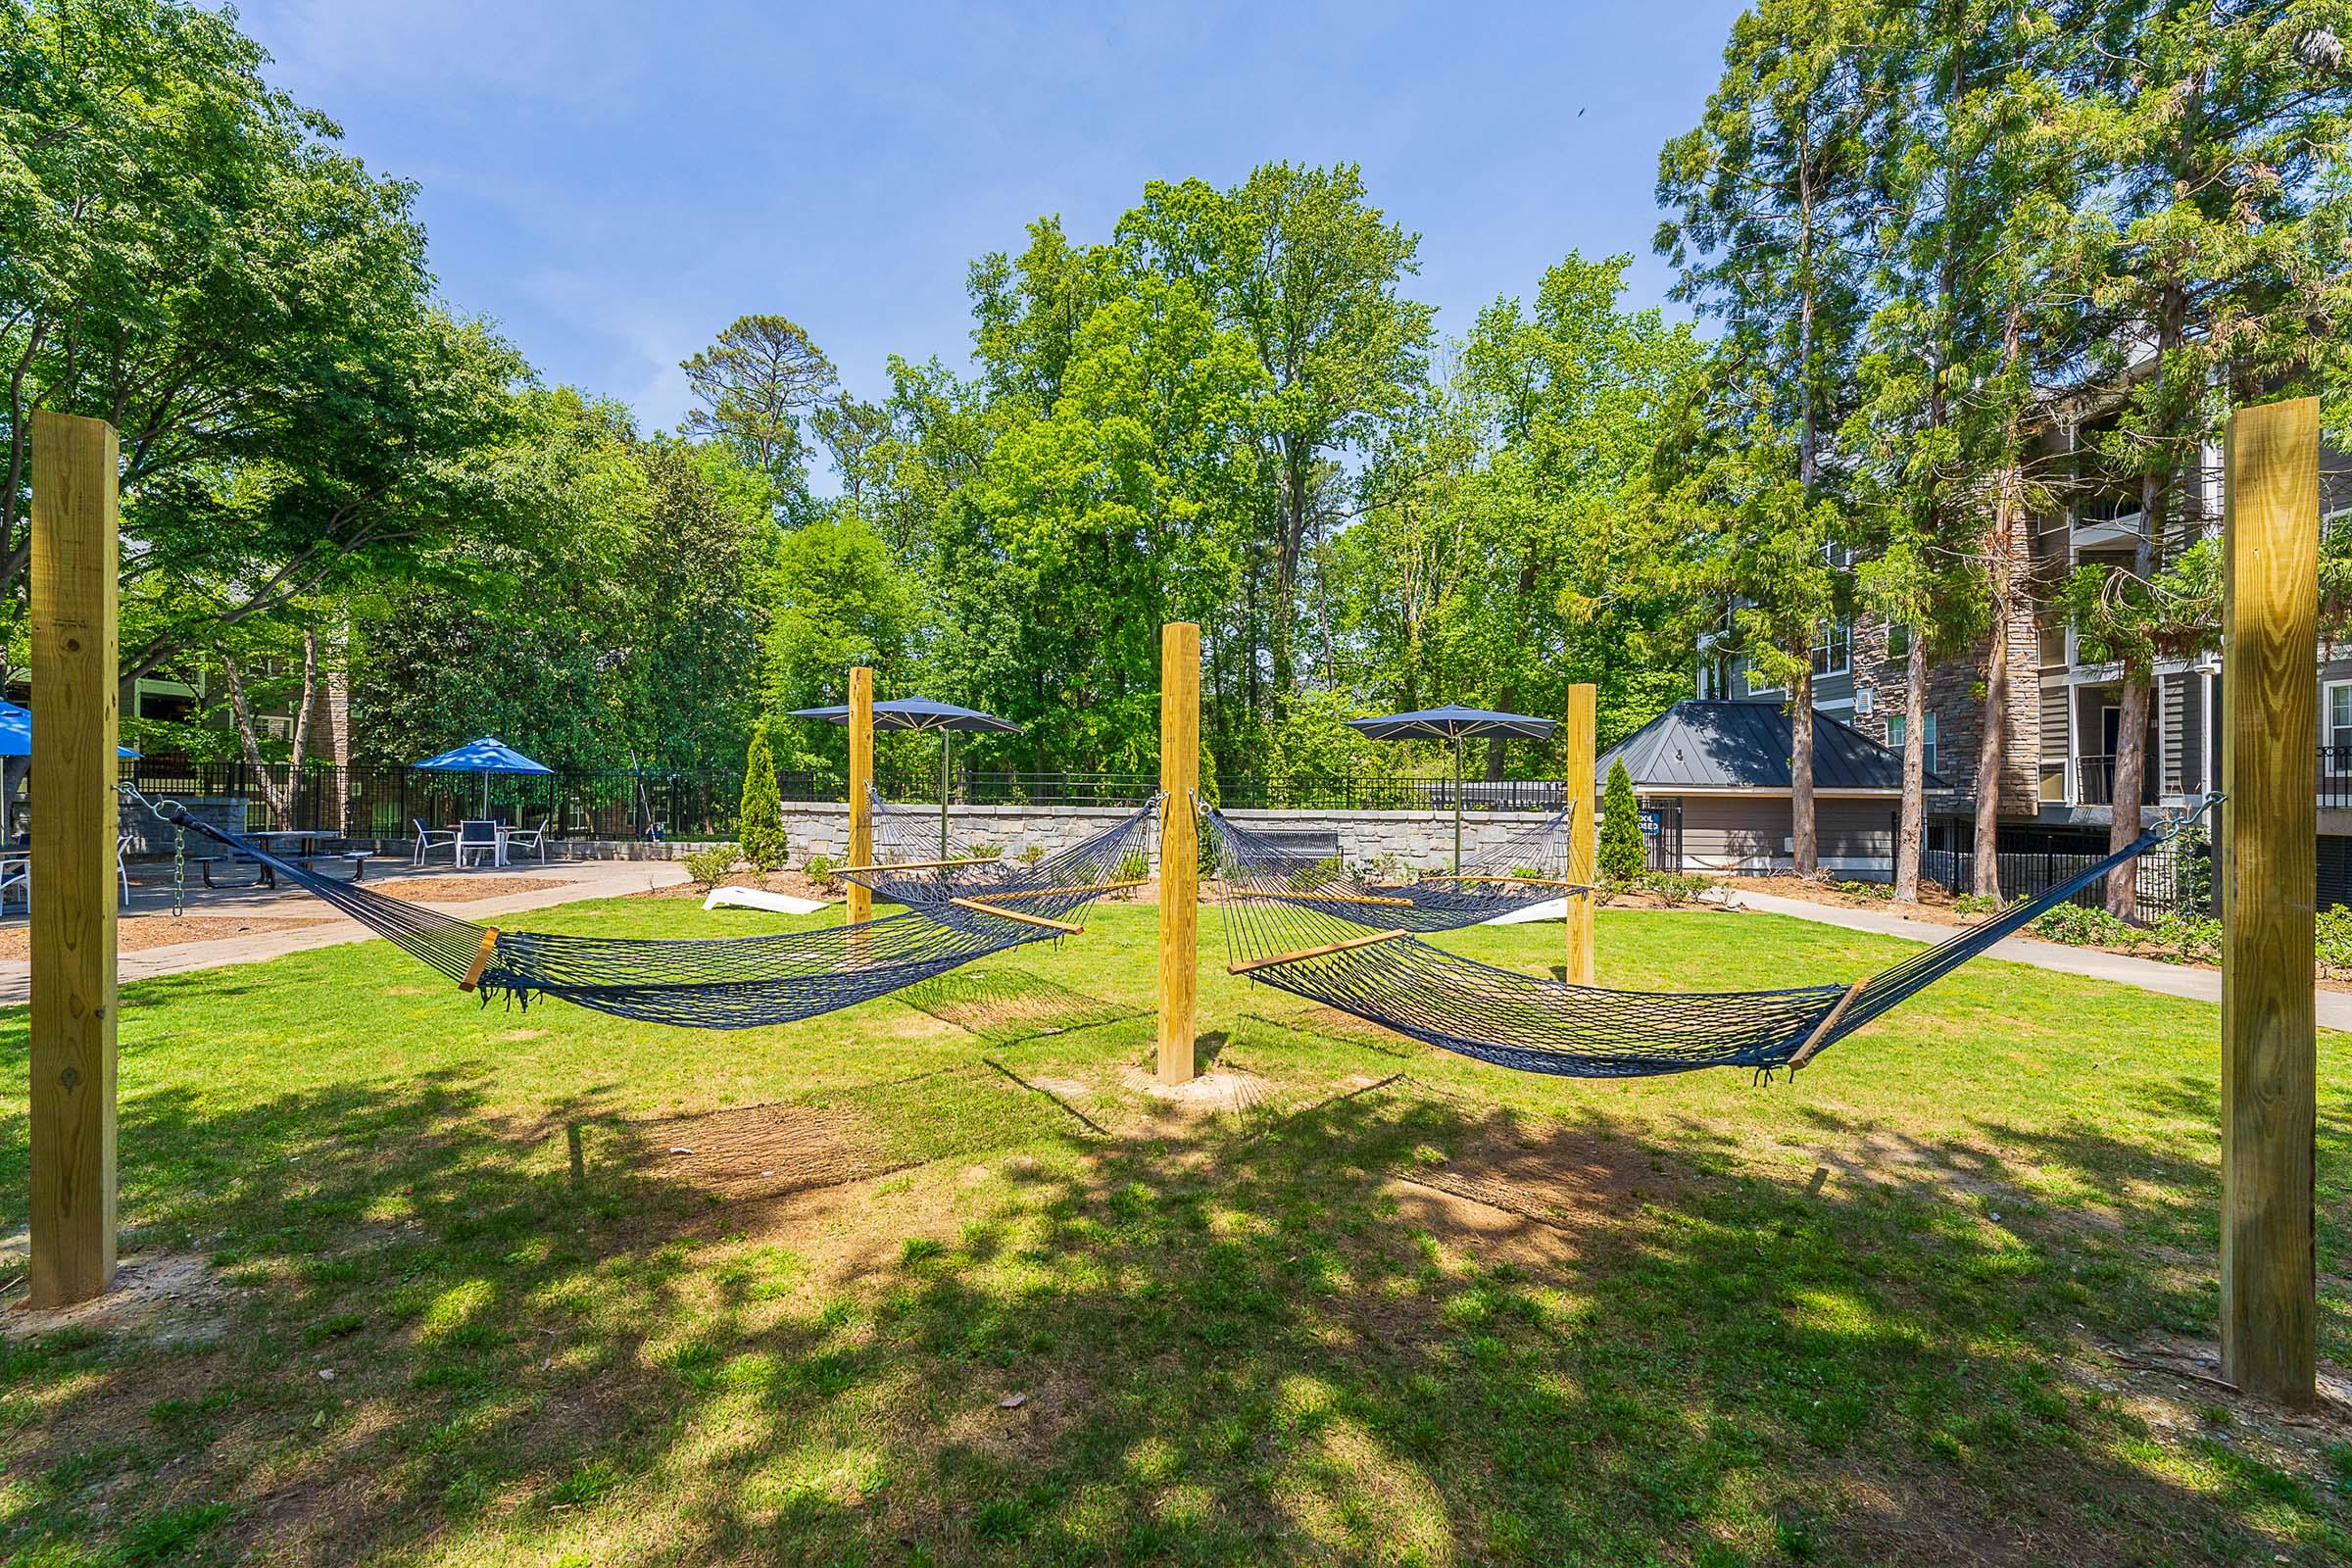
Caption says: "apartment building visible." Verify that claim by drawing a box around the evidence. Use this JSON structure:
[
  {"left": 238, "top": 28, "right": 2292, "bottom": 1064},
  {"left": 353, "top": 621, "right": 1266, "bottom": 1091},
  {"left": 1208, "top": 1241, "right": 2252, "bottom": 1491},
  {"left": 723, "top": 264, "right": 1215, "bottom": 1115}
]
[{"left": 1695, "top": 426, "right": 2352, "bottom": 899}]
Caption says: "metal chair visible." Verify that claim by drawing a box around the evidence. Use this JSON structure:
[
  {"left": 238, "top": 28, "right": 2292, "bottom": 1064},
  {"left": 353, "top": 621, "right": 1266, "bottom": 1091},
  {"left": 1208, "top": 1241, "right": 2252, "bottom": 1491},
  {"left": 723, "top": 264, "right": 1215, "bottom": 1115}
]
[
  {"left": 412, "top": 818, "right": 458, "bottom": 867},
  {"left": 505, "top": 816, "right": 551, "bottom": 861},
  {"left": 456, "top": 818, "right": 500, "bottom": 868}
]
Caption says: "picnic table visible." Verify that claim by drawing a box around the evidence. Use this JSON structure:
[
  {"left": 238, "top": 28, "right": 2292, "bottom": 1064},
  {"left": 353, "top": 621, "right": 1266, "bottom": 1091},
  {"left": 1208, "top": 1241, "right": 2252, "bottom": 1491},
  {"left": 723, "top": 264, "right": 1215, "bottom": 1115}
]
[{"left": 201, "top": 829, "right": 373, "bottom": 889}]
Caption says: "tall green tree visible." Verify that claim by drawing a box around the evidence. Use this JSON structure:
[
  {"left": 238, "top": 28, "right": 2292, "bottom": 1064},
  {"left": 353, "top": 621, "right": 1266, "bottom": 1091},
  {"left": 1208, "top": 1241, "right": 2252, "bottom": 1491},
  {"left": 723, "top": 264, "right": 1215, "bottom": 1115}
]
[
  {"left": 680, "top": 315, "right": 839, "bottom": 506},
  {"left": 1659, "top": 0, "right": 1883, "bottom": 874},
  {"left": 1120, "top": 164, "right": 1434, "bottom": 717},
  {"left": 2068, "top": 0, "right": 2352, "bottom": 915}
]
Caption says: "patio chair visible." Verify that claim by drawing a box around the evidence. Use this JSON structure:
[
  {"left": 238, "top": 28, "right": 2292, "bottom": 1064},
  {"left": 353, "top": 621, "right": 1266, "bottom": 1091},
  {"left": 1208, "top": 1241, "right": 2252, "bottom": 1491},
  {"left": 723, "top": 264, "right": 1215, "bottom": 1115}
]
[
  {"left": 505, "top": 816, "right": 551, "bottom": 861},
  {"left": 412, "top": 818, "right": 458, "bottom": 867},
  {"left": 456, "top": 818, "right": 500, "bottom": 869}
]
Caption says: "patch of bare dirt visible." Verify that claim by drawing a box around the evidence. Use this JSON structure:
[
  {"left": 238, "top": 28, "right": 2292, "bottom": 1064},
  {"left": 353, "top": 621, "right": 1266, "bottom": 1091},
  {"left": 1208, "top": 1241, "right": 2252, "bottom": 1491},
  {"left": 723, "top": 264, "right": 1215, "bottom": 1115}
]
[
  {"left": 375, "top": 874, "right": 568, "bottom": 903},
  {"left": 1118, "top": 1064, "right": 1274, "bottom": 1113},
  {"left": 2, "top": 1251, "right": 238, "bottom": 1346},
  {"left": 645, "top": 867, "right": 841, "bottom": 903},
  {"left": 1388, "top": 1121, "right": 1681, "bottom": 1265},
  {"left": 0, "top": 913, "right": 334, "bottom": 959},
  {"left": 613, "top": 1102, "right": 903, "bottom": 1202}
]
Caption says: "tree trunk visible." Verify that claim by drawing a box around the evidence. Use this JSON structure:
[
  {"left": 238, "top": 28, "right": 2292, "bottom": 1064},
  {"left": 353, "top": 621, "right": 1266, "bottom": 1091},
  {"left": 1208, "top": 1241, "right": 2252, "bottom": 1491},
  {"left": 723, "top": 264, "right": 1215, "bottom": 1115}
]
[
  {"left": 220, "top": 630, "right": 319, "bottom": 831},
  {"left": 1791, "top": 660, "right": 1818, "bottom": 877},
  {"left": 2106, "top": 675, "right": 2151, "bottom": 920},
  {"left": 1894, "top": 626, "right": 1926, "bottom": 903},
  {"left": 1972, "top": 607, "right": 2007, "bottom": 901}
]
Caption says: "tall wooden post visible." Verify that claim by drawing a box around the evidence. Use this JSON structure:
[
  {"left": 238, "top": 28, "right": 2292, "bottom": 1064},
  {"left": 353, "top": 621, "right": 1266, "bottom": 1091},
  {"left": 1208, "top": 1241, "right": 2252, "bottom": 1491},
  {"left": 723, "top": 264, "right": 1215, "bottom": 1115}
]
[
  {"left": 1158, "top": 622, "right": 1200, "bottom": 1085},
  {"left": 28, "top": 413, "right": 120, "bottom": 1308},
  {"left": 1564, "top": 682, "right": 1596, "bottom": 986},
  {"left": 2220, "top": 395, "right": 2319, "bottom": 1409},
  {"left": 846, "top": 666, "right": 873, "bottom": 926}
]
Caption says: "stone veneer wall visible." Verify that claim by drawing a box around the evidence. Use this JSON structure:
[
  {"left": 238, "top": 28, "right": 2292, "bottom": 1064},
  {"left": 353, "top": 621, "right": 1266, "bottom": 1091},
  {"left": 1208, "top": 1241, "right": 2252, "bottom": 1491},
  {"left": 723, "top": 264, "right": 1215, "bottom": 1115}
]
[{"left": 775, "top": 802, "right": 1563, "bottom": 874}]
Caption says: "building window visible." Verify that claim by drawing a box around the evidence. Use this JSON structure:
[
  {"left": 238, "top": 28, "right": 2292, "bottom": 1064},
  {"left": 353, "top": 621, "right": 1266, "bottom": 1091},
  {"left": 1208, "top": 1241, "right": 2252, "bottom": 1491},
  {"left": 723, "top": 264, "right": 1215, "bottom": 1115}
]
[
  {"left": 2328, "top": 682, "right": 2352, "bottom": 756},
  {"left": 1886, "top": 622, "right": 1910, "bottom": 662},
  {"left": 1886, "top": 710, "right": 1938, "bottom": 776},
  {"left": 1810, "top": 617, "right": 1850, "bottom": 678}
]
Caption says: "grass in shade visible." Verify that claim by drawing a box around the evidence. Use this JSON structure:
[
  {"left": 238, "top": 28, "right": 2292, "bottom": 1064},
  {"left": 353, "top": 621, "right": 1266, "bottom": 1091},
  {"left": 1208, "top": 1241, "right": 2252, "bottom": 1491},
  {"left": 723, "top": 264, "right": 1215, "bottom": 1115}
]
[{"left": 2, "top": 892, "right": 2348, "bottom": 1565}]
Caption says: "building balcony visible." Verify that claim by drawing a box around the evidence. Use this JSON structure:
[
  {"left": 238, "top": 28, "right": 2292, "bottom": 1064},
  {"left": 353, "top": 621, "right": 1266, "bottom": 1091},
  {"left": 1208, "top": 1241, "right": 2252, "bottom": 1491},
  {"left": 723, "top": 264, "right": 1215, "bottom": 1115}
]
[{"left": 2074, "top": 755, "right": 2160, "bottom": 808}]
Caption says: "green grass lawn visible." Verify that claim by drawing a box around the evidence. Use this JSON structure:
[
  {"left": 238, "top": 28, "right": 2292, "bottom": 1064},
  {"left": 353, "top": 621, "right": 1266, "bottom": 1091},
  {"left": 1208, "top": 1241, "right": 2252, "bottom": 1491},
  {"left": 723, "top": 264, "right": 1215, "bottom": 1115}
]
[{"left": 3, "top": 893, "right": 2349, "bottom": 1566}]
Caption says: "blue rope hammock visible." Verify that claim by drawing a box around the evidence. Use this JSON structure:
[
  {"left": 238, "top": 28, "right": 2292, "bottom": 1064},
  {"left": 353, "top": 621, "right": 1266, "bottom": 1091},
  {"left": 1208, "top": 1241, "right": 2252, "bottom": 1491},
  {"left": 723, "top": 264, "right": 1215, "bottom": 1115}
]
[
  {"left": 1203, "top": 795, "right": 2214, "bottom": 1079},
  {"left": 144, "top": 792, "right": 1161, "bottom": 1031}
]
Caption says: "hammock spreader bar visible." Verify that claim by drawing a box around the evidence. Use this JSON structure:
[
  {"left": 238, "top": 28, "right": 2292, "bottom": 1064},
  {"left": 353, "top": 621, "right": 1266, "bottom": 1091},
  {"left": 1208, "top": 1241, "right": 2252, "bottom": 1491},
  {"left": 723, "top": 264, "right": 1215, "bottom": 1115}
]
[{"left": 144, "top": 793, "right": 1160, "bottom": 1030}]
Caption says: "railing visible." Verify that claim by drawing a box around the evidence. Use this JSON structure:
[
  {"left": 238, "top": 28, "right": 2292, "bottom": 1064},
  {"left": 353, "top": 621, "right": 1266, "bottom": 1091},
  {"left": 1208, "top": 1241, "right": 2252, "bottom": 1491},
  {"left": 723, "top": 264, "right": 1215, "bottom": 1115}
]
[
  {"left": 1924, "top": 820, "right": 2199, "bottom": 917},
  {"left": 2323, "top": 748, "right": 2352, "bottom": 809},
  {"left": 2074, "top": 754, "right": 2161, "bottom": 808}
]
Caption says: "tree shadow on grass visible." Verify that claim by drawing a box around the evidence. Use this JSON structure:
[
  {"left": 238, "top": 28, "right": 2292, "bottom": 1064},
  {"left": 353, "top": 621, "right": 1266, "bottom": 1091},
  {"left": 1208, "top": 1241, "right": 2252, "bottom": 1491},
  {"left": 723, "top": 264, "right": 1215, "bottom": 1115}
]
[{"left": 2, "top": 1066, "right": 2347, "bottom": 1564}]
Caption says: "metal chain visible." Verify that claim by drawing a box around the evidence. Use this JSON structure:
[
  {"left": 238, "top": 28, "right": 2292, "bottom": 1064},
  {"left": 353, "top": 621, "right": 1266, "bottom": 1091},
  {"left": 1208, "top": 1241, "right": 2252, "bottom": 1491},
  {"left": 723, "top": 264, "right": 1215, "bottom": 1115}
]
[{"left": 172, "top": 824, "right": 186, "bottom": 917}]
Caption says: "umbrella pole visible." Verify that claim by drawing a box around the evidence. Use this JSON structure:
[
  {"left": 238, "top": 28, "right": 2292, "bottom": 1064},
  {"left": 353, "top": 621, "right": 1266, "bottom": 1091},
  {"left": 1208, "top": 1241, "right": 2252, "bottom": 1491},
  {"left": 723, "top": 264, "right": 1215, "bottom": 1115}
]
[
  {"left": 1452, "top": 738, "right": 1464, "bottom": 873},
  {"left": 940, "top": 731, "right": 952, "bottom": 860}
]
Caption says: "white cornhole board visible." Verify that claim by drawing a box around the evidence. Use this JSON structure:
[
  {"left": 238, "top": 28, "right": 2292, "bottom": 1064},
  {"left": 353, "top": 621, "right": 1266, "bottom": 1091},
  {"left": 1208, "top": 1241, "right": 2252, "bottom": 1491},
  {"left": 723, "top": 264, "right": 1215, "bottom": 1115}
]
[
  {"left": 1483, "top": 897, "right": 1568, "bottom": 926},
  {"left": 703, "top": 886, "right": 828, "bottom": 915}
]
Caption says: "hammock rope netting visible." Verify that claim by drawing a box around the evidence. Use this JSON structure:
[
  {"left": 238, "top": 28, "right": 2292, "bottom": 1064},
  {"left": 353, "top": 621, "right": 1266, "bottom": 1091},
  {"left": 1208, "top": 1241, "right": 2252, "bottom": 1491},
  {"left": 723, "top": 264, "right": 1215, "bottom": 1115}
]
[
  {"left": 142, "top": 786, "right": 2203, "bottom": 1078},
  {"left": 1200, "top": 796, "right": 2202, "bottom": 1078},
  {"left": 151, "top": 794, "right": 1160, "bottom": 1030}
]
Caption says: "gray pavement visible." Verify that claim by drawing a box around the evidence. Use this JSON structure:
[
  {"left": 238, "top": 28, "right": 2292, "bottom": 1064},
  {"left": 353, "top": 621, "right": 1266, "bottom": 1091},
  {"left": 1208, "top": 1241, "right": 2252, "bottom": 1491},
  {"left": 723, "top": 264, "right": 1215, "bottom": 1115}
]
[
  {"left": 0, "top": 857, "right": 694, "bottom": 1005},
  {"left": 1722, "top": 887, "right": 2352, "bottom": 1032}
]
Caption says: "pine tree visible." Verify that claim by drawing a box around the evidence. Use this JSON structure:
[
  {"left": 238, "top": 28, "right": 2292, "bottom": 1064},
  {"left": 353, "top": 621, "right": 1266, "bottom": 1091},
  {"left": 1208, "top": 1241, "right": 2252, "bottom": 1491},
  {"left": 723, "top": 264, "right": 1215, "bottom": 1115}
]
[
  {"left": 1599, "top": 760, "right": 1647, "bottom": 883},
  {"left": 737, "top": 720, "right": 788, "bottom": 872}
]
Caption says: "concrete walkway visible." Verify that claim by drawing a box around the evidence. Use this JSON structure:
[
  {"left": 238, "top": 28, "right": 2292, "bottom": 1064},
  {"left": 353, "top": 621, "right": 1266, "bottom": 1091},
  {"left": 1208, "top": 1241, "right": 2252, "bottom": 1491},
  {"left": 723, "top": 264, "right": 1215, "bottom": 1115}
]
[
  {"left": 1722, "top": 887, "right": 2352, "bottom": 1032},
  {"left": 0, "top": 858, "right": 694, "bottom": 1006}
]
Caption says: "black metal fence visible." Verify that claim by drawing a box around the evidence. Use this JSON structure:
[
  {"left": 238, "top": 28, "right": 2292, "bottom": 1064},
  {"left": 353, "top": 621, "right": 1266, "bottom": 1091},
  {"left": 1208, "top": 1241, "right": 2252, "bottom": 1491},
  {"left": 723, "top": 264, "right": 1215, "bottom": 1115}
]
[
  {"left": 120, "top": 759, "right": 1575, "bottom": 843},
  {"left": 1922, "top": 820, "right": 2200, "bottom": 917}
]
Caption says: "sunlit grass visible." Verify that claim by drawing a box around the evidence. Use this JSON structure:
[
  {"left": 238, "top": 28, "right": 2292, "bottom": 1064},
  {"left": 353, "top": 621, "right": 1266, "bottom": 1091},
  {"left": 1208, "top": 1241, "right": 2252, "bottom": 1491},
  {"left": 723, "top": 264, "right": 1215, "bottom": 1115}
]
[{"left": 0, "top": 895, "right": 2347, "bottom": 1564}]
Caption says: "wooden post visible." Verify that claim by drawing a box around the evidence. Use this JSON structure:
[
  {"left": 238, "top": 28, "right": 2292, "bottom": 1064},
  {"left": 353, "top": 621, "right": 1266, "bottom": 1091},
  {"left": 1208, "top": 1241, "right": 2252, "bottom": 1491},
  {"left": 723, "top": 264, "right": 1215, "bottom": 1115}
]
[
  {"left": 1564, "top": 682, "right": 1596, "bottom": 986},
  {"left": 1158, "top": 622, "right": 1199, "bottom": 1085},
  {"left": 28, "top": 413, "right": 119, "bottom": 1308},
  {"left": 2220, "top": 396, "right": 2320, "bottom": 1408},
  {"left": 846, "top": 666, "right": 873, "bottom": 927}
]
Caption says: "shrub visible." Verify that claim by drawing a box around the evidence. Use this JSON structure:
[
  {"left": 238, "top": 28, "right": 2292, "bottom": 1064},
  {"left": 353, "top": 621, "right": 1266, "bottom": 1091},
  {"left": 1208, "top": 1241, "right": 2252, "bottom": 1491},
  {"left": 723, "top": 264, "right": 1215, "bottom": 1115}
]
[
  {"left": 1598, "top": 760, "right": 1646, "bottom": 883},
  {"left": 2031, "top": 902, "right": 2138, "bottom": 948},
  {"left": 963, "top": 841, "right": 1006, "bottom": 861},
  {"left": 683, "top": 843, "right": 739, "bottom": 888},
  {"left": 2317, "top": 906, "right": 2352, "bottom": 976},
  {"left": 1117, "top": 849, "right": 1151, "bottom": 896},
  {"left": 805, "top": 854, "right": 840, "bottom": 890},
  {"left": 1018, "top": 845, "right": 1046, "bottom": 866},
  {"left": 1953, "top": 893, "right": 2003, "bottom": 916},
  {"left": 2150, "top": 912, "right": 2222, "bottom": 966},
  {"left": 737, "top": 720, "right": 788, "bottom": 872},
  {"left": 1638, "top": 871, "right": 1715, "bottom": 906},
  {"left": 1832, "top": 878, "right": 1893, "bottom": 902}
]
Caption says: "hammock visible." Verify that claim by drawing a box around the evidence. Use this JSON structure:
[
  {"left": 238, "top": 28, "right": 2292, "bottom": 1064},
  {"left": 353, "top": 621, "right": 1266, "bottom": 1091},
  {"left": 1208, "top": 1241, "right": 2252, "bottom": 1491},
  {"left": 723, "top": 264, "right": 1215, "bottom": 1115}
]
[
  {"left": 1203, "top": 796, "right": 2209, "bottom": 1078},
  {"left": 1201, "top": 805, "right": 1578, "bottom": 932},
  {"left": 144, "top": 794, "right": 1159, "bottom": 1030}
]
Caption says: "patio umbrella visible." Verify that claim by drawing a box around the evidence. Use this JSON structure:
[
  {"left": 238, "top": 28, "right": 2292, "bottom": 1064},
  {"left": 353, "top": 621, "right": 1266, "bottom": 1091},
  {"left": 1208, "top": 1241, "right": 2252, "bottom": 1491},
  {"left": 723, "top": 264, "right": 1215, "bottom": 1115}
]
[
  {"left": 0, "top": 701, "right": 141, "bottom": 841},
  {"left": 1345, "top": 704, "right": 1558, "bottom": 871},
  {"left": 790, "top": 697, "right": 1023, "bottom": 859},
  {"left": 413, "top": 736, "right": 553, "bottom": 817}
]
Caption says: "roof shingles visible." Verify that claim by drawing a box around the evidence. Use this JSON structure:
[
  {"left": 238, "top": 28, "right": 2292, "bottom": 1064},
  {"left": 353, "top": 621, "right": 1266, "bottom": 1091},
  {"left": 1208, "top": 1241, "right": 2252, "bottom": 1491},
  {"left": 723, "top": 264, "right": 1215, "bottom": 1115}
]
[{"left": 1596, "top": 700, "right": 1941, "bottom": 794}]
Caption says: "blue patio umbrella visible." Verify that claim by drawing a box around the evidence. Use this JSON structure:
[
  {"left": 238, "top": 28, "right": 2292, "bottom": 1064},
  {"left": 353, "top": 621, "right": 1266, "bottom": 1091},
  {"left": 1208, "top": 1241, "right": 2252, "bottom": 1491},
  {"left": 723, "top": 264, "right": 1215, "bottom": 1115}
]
[
  {"left": 1345, "top": 704, "right": 1558, "bottom": 871},
  {"left": 0, "top": 701, "right": 140, "bottom": 842},
  {"left": 790, "top": 697, "right": 1022, "bottom": 858},
  {"left": 414, "top": 736, "right": 553, "bottom": 816},
  {"left": 0, "top": 701, "right": 142, "bottom": 759}
]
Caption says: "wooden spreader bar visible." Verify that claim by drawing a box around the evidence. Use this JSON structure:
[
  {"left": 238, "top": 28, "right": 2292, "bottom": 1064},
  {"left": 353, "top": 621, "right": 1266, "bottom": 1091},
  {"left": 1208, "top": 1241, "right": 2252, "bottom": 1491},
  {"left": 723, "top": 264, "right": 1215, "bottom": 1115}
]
[
  {"left": 1787, "top": 981, "right": 1862, "bottom": 1070},
  {"left": 1228, "top": 926, "right": 1407, "bottom": 977},
  {"left": 948, "top": 897, "right": 1083, "bottom": 935},
  {"left": 841, "top": 854, "right": 1003, "bottom": 875},
  {"left": 460, "top": 928, "right": 501, "bottom": 993},
  {"left": 1416, "top": 874, "right": 1586, "bottom": 889}
]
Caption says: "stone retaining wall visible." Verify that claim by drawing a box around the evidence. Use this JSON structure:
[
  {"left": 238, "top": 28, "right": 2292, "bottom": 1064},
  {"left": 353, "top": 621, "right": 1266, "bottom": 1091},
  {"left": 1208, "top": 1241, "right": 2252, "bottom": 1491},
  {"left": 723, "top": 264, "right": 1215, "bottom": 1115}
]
[{"left": 774, "top": 801, "right": 1557, "bottom": 873}]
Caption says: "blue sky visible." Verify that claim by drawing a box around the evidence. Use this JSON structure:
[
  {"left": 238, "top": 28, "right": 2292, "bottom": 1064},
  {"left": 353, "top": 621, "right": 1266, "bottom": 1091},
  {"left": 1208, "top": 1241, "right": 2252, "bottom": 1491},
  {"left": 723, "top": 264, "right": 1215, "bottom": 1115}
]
[{"left": 225, "top": 0, "right": 1745, "bottom": 435}]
